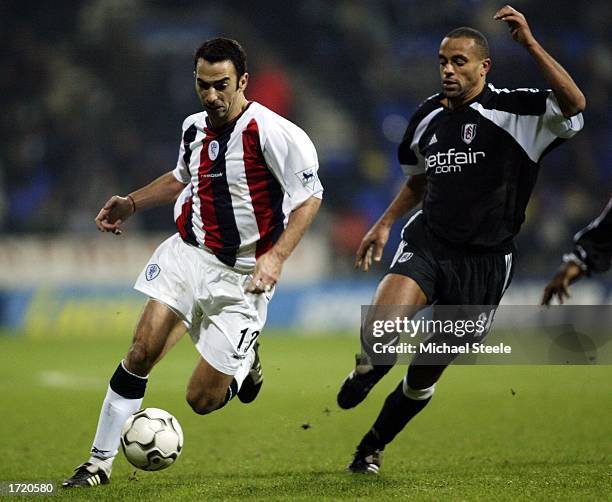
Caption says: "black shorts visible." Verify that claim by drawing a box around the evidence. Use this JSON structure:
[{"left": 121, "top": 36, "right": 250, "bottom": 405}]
[{"left": 388, "top": 211, "right": 515, "bottom": 306}]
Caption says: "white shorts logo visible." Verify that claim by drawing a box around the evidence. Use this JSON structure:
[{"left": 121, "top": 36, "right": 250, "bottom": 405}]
[
  {"left": 398, "top": 252, "right": 413, "bottom": 263},
  {"left": 208, "top": 140, "right": 220, "bottom": 161},
  {"left": 145, "top": 264, "right": 161, "bottom": 281}
]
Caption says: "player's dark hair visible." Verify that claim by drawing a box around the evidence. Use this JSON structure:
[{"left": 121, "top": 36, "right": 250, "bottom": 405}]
[
  {"left": 193, "top": 38, "right": 247, "bottom": 82},
  {"left": 444, "top": 27, "right": 490, "bottom": 59}
]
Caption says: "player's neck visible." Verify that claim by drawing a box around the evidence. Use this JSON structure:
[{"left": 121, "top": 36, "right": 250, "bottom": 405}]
[
  {"left": 447, "top": 81, "right": 486, "bottom": 109},
  {"left": 227, "top": 96, "right": 249, "bottom": 123},
  {"left": 208, "top": 97, "right": 249, "bottom": 129}
]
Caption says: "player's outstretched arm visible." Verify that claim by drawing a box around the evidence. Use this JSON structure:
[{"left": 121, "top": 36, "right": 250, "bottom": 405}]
[
  {"left": 541, "top": 261, "right": 584, "bottom": 306},
  {"left": 355, "top": 174, "right": 425, "bottom": 272},
  {"left": 494, "top": 5, "right": 586, "bottom": 117},
  {"left": 95, "top": 171, "right": 187, "bottom": 235},
  {"left": 246, "top": 195, "right": 322, "bottom": 294}
]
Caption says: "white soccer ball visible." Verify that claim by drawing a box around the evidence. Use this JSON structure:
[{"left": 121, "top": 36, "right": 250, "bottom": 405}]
[{"left": 120, "top": 408, "right": 184, "bottom": 471}]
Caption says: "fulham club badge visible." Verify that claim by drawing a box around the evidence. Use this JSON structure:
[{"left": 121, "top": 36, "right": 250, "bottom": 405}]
[{"left": 461, "top": 123, "right": 477, "bottom": 144}]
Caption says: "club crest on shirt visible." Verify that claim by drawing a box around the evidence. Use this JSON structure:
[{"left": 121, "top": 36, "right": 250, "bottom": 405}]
[
  {"left": 208, "top": 140, "right": 220, "bottom": 160},
  {"left": 461, "top": 123, "right": 477, "bottom": 144},
  {"left": 296, "top": 168, "right": 317, "bottom": 190},
  {"left": 145, "top": 264, "right": 161, "bottom": 281}
]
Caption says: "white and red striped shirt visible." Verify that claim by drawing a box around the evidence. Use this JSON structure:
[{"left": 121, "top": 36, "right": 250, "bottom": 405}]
[{"left": 172, "top": 101, "right": 322, "bottom": 271}]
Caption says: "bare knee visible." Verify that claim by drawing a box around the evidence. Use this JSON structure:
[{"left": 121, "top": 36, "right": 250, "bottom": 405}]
[
  {"left": 125, "top": 300, "right": 178, "bottom": 375},
  {"left": 126, "top": 318, "right": 167, "bottom": 375},
  {"left": 373, "top": 274, "right": 428, "bottom": 306},
  {"left": 186, "top": 390, "right": 224, "bottom": 415},
  {"left": 125, "top": 341, "right": 156, "bottom": 376}
]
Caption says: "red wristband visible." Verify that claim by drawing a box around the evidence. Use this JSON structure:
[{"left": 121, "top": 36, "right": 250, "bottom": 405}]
[{"left": 126, "top": 194, "right": 136, "bottom": 214}]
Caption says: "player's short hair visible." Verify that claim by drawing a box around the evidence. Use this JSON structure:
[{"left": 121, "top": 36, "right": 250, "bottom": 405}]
[
  {"left": 193, "top": 38, "right": 248, "bottom": 79},
  {"left": 444, "top": 27, "right": 490, "bottom": 59}
]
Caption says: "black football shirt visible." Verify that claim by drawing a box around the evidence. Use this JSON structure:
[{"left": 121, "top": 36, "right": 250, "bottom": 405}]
[{"left": 398, "top": 83, "right": 584, "bottom": 251}]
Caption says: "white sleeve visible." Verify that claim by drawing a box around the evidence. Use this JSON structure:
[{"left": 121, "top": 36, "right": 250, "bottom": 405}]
[
  {"left": 399, "top": 106, "right": 443, "bottom": 177},
  {"left": 172, "top": 117, "right": 193, "bottom": 184},
  {"left": 544, "top": 93, "right": 584, "bottom": 139},
  {"left": 471, "top": 90, "right": 585, "bottom": 163},
  {"left": 262, "top": 118, "right": 323, "bottom": 210},
  {"left": 401, "top": 158, "right": 426, "bottom": 176}
]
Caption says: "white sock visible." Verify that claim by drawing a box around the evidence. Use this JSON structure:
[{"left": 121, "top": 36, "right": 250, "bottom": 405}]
[
  {"left": 89, "top": 387, "right": 143, "bottom": 471},
  {"left": 233, "top": 348, "right": 256, "bottom": 391},
  {"left": 87, "top": 455, "right": 114, "bottom": 476}
]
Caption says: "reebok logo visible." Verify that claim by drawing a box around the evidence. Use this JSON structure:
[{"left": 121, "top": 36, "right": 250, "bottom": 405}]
[{"left": 425, "top": 148, "right": 485, "bottom": 174}]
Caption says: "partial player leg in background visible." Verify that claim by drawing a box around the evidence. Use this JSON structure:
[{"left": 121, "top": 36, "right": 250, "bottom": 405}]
[
  {"left": 348, "top": 251, "right": 514, "bottom": 473},
  {"left": 337, "top": 273, "right": 428, "bottom": 409},
  {"left": 347, "top": 363, "right": 446, "bottom": 474},
  {"left": 62, "top": 299, "right": 182, "bottom": 488}
]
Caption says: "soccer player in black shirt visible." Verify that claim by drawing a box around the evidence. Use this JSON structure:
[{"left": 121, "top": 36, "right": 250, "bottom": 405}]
[
  {"left": 337, "top": 5, "right": 586, "bottom": 473},
  {"left": 541, "top": 197, "right": 612, "bottom": 305}
]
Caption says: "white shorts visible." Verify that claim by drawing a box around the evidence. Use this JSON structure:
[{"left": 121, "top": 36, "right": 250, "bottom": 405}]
[{"left": 134, "top": 233, "right": 273, "bottom": 375}]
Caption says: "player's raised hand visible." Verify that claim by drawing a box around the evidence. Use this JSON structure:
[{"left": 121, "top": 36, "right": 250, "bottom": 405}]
[
  {"left": 494, "top": 5, "right": 536, "bottom": 48},
  {"left": 540, "top": 262, "right": 583, "bottom": 306},
  {"left": 355, "top": 221, "right": 391, "bottom": 272},
  {"left": 95, "top": 195, "right": 135, "bottom": 235},
  {"left": 246, "top": 249, "right": 283, "bottom": 294}
]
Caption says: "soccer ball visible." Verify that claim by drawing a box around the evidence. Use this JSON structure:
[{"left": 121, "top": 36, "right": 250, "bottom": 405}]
[{"left": 120, "top": 408, "right": 184, "bottom": 471}]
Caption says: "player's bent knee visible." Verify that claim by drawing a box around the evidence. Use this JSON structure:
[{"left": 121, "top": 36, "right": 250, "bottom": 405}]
[
  {"left": 406, "top": 364, "right": 447, "bottom": 390},
  {"left": 402, "top": 375, "right": 436, "bottom": 400},
  {"left": 374, "top": 274, "right": 428, "bottom": 306},
  {"left": 186, "top": 390, "right": 224, "bottom": 415},
  {"left": 126, "top": 342, "right": 156, "bottom": 374}
]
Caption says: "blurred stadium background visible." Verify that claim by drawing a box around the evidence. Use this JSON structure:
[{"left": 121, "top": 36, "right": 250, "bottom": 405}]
[
  {"left": 1, "top": 0, "right": 611, "bottom": 337},
  {"left": 1, "top": 2, "right": 611, "bottom": 498}
]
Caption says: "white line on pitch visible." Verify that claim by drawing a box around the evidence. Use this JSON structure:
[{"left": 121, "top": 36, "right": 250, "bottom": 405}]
[{"left": 39, "top": 371, "right": 105, "bottom": 389}]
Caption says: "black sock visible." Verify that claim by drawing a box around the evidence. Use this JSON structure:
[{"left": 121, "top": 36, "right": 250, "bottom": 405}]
[
  {"left": 109, "top": 362, "right": 147, "bottom": 398},
  {"left": 218, "top": 379, "right": 239, "bottom": 409},
  {"left": 371, "top": 364, "right": 393, "bottom": 378},
  {"left": 359, "top": 381, "right": 432, "bottom": 450}
]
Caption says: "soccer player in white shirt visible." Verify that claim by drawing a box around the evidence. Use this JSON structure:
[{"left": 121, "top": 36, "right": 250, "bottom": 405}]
[{"left": 63, "top": 38, "right": 323, "bottom": 488}]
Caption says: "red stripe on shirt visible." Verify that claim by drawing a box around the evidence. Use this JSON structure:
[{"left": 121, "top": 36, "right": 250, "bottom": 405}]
[
  {"left": 176, "top": 190, "right": 198, "bottom": 246},
  {"left": 176, "top": 196, "right": 192, "bottom": 241},
  {"left": 243, "top": 118, "right": 283, "bottom": 257},
  {"left": 197, "top": 131, "right": 223, "bottom": 252}
]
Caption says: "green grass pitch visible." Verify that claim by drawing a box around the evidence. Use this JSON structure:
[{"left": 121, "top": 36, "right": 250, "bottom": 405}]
[{"left": 0, "top": 332, "right": 610, "bottom": 500}]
